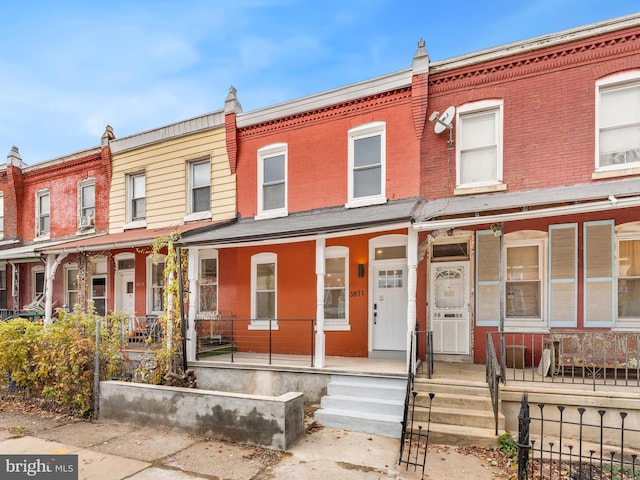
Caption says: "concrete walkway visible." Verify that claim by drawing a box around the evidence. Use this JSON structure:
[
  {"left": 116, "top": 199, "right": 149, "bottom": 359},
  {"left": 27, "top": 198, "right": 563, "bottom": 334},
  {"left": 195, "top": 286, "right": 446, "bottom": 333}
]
[{"left": 0, "top": 411, "right": 508, "bottom": 479}]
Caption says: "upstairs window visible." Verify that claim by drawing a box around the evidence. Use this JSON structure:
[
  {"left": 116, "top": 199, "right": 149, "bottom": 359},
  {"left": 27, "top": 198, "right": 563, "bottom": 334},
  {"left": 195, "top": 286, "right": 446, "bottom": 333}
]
[
  {"left": 36, "top": 190, "right": 50, "bottom": 237},
  {"left": 456, "top": 100, "right": 503, "bottom": 189},
  {"left": 127, "top": 173, "right": 146, "bottom": 223},
  {"left": 257, "top": 144, "right": 287, "bottom": 218},
  {"left": 596, "top": 72, "right": 640, "bottom": 170},
  {"left": 79, "top": 180, "right": 95, "bottom": 231},
  {"left": 347, "top": 122, "right": 386, "bottom": 207},
  {"left": 189, "top": 159, "right": 211, "bottom": 214}
]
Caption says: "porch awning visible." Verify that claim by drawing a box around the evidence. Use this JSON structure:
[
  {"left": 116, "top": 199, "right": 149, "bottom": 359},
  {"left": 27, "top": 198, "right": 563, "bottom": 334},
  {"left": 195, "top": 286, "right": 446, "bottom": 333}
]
[
  {"left": 414, "top": 177, "right": 640, "bottom": 231},
  {"left": 0, "top": 240, "right": 71, "bottom": 264},
  {"left": 37, "top": 220, "right": 222, "bottom": 254},
  {"left": 180, "top": 198, "right": 422, "bottom": 246}
]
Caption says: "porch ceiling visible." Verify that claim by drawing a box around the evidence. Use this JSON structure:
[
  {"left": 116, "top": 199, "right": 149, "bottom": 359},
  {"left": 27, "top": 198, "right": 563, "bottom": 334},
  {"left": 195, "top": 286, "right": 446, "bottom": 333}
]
[{"left": 179, "top": 198, "right": 421, "bottom": 246}]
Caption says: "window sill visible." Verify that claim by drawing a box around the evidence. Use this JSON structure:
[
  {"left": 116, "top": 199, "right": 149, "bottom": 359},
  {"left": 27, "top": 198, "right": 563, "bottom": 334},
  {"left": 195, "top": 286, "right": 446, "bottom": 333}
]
[
  {"left": 123, "top": 220, "right": 147, "bottom": 230},
  {"left": 184, "top": 211, "right": 212, "bottom": 223},
  {"left": 345, "top": 196, "right": 387, "bottom": 209},
  {"left": 592, "top": 166, "right": 640, "bottom": 180},
  {"left": 248, "top": 321, "right": 280, "bottom": 331},
  {"left": 504, "top": 321, "right": 548, "bottom": 333},
  {"left": 322, "top": 323, "right": 351, "bottom": 332},
  {"left": 454, "top": 183, "right": 507, "bottom": 196},
  {"left": 76, "top": 228, "right": 95, "bottom": 236},
  {"left": 34, "top": 235, "right": 50, "bottom": 242},
  {"left": 255, "top": 209, "right": 288, "bottom": 220}
]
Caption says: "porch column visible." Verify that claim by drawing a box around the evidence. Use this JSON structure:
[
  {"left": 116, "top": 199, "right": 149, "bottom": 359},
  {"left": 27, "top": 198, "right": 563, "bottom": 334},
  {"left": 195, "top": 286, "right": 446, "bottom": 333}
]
[
  {"left": 407, "top": 227, "right": 418, "bottom": 373},
  {"left": 315, "top": 238, "right": 326, "bottom": 368},
  {"left": 44, "top": 253, "right": 67, "bottom": 325},
  {"left": 9, "top": 262, "right": 18, "bottom": 311},
  {"left": 186, "top": 247, "right": 199, "bottom": 362}
]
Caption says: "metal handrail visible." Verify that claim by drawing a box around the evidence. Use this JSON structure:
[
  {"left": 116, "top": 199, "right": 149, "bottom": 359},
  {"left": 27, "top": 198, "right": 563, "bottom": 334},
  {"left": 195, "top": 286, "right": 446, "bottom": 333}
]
[{"left": 486, "top": 331, "right": 502, "bottom": 435}]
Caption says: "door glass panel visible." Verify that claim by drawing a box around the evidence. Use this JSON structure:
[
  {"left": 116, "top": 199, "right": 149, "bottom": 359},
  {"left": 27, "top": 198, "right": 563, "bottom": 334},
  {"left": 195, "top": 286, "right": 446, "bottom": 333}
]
[{"left": 434, "top": 267, "right": 464, "bottom": 309}]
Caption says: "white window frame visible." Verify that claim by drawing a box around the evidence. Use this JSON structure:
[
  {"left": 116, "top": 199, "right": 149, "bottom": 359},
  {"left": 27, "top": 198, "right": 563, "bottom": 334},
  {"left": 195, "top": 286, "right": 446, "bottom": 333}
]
[
  {"left": 65, "top": 263, "right": 79, "bottom": 309},
  {"left": 250, "top": 252, "right": 278, "bottom": 330},
  {"left": 347, "top": 122, "right": 386, "bottom": 208},
  {"left": 78, "top": 178, "right": 96, "bottom": 232},
  {"left": 257, "top": 143, "right": 288, "bottom": 219},
  {"left": 614, "top": 221, "right": 640, "bottom": 329},
  {"left": 125, "top": 172, "right": 146, "bottom": 229},
  {"left": 32, "top": 266, "right": 45, "bottom": 301},
  {"left": 35, "top": 189, "right": 50, "bottom": 239},
  {"left": 198, "top": 250, "right": 218, "bottom": 314},
  {"left": 324, "top": 246, "right": 350, "bottom": 331},
  {"left": 503, "top": 231, "right": 547, "bottom": 331},
  {"left": 147, "top": 254, "right": 166, "bottom": 314},
  {"left": 595, "top": 70, "right": 640, "bottom": 174},
  {"left": 185, "top": 158, "right": 212, "bottom": 222},
  {"left": 455, "top": 100, "right": 504, "bottom": 192}
]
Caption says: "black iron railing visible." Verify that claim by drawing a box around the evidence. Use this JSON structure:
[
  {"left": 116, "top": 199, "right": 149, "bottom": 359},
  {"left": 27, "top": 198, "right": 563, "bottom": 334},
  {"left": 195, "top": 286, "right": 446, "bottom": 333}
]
[
  {"left": 415, "top": 329, "right": 434, "bottom": 378},
  {"left": 194, "top": 315, "right": 315, "bottom": 368},
  {"left": 0, "top": 309, "right": 19, "bottom": 320},
  {"left": 486, "top": 332, "right": 503, "bottom": 435},
  {"left": 488, "top": 331, "right": 640, "bottom": 390},
  {"left": 517, "top": 393, "right": 640, "bottom": 480}
]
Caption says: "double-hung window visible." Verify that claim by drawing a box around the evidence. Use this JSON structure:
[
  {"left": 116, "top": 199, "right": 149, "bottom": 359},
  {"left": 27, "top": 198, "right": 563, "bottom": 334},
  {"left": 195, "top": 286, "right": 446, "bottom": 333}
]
[
  {"left": 189, "top": 159, "right": 211, "bottom": 215},
  {"left": 257, "top": 144, "right": 287, "bottom": 218},
  {"left": 596, "top": 72, "right": 640, "bottom": 171},
  {"left": 66, "top": 266, "right": 79, "bottom": 308},
  {"left": 128, "top": 173, "right": 146, "bottom": 223},
  {"left": 250, "top": 253, "right": 277, "bottom": 329},
  {"left": 199, "top": 253, "right": 218, "bottom": 313},
  {"left": 324, "top": 246, "right": 349, "bottom": 330},
  {"left": 506, "top": 244, "right": 542, "bottom": 321},
  {"left": 456, "top": 100, "right": 503, "bottom": 191},
  {"left": 148, "top": 256, "right": 165, "bottom": 313},
  {"left": 79, "top": 180, "right": 95, "bottom": 230},
  {"left": 347, "top": 122, "right": 386, "bottom": 207},
  {"left": 36, "top": 189, "right": 50, "bottom": 237},
  {"left": 618, "top": 236, "right": 640, "bottom": 324}
]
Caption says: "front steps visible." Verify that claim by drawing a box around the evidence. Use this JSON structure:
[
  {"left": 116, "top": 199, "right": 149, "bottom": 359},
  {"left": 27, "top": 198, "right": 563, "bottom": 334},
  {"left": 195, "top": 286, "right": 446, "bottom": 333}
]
[
  {"left": 409, "top": 375, "right": 505, "bottom": 446},
  {"left": 314, "top": 375, "right": 406, "bottom": 438}
]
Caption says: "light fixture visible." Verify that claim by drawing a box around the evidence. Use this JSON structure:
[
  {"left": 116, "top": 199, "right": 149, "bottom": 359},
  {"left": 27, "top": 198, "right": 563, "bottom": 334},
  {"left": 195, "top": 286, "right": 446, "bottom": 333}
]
[
  {"left": 491, "top": 223, "right": 502, "bottom": 237},
  {"left": 358, "top": 264, "right": 365, "bottom": 278}
]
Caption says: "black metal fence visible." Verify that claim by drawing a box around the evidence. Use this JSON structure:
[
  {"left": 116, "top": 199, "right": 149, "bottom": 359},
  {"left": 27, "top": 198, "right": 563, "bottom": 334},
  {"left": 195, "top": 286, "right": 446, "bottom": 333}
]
[
  {"left": 517, "top": 393, "right": 640, "bottom": 480},
  {"left": 488, "top": 331, "right": 640, "bottom": 391},
  {"left": 399, "top": 389, "right": 435, "bottom": 479}
]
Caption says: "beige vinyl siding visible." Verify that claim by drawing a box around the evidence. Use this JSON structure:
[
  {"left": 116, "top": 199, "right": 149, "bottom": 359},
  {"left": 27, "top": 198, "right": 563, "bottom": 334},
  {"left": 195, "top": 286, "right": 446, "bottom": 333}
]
[{"left": 109, "top": 127, "right": 236, "bottom": 232}]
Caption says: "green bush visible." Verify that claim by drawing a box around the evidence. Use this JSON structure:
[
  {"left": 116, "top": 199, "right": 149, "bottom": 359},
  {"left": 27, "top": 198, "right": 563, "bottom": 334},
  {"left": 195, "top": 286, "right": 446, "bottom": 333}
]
[
  {"left": 0, "top": 309, "right": 125, "bottom": 417},
  {"left": 497, "top": 432, "right": 518, "bottom": 456}
]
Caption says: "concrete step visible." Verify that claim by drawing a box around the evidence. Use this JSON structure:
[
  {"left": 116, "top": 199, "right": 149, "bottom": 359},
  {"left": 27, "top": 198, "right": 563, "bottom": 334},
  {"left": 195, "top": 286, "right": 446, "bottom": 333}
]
[
  {"left": 315, "top": 407, "right": 402, "bottom": 438},
  {"left": 412, "top": 405, "right": 505, "bottom": 430},
  {"left": 320, "top": 394, "right": 403, "bottom": 417},
  {"left": 327, "top": 377, "right": 406, "bottom": 402},
  {"left": 412, "top": 391, "right": 493, "bottom": 409},
  {"left": 409, "top": 421, "right": 500, "bottom": 447}
]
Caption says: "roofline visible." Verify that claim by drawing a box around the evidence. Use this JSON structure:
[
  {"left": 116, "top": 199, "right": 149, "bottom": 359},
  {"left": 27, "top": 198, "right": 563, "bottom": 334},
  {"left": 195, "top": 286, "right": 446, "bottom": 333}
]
[
  {"left": 2, "top": 146, "right": 103, "bottom": 173},
  {"left": 109, "top": 109, "right": 226, "bottom": 154}
]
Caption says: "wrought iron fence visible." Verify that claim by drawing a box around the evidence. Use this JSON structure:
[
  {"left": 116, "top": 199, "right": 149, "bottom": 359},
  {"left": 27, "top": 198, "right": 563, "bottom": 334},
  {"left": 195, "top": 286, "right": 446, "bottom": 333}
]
[
  {"left": 398, "top": 389, "right": 435, "bottom": 479},
  {"left": 488, "top": 331, "right": 640, "bottom": 390},
  {"left": 517, "top": 393, "right": 640, "bottom": 480},
  {"left": 194, "top": 315, "right": 316, "bottom": 367}
]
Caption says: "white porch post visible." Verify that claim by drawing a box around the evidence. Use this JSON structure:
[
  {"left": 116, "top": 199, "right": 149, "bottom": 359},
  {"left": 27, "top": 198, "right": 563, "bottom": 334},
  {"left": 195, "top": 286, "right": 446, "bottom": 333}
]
[
  {"left": 186, "top": 247, "right": 199, "bottom": 362},
  {"left": 315, "top": 238, "right": 326, "bottom": 368},
  {"left": 44, "top": 253, "right": 67, "bottom": 325},
  {"left": 407, "top": 228, "right": 418, "bottom": 374}
]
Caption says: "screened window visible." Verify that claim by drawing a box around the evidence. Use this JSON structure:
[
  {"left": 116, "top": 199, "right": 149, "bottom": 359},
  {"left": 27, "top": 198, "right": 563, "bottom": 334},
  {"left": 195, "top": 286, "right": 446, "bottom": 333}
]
[
  {"left": 199, "top": 256, "right": 218, "bottom": 313},
  {"left": 190, "top": 160, "right": 211, "bottom": 213},
  {"left": 128, "top": 173, "right": 146, "bottom": 222},
  {"left": 66, "top": 267, "right": 79, "bottom": 308},
  {"left": 597, "top": 74, "right": 640, "bottom": 169},
  {"left": 506, "top": 245, "right": 541, "bottom": 318},
  {"left": 150, "top": 261, "right": 165, "bottom": 312},
  {"left": 618, "top": 239, "right": 640, "bottom": 319},
  {"left": 79, "top": 181, "right": 95, "bottom": 230},
  {"left": 251, "top": 253, "right": 277, "bottom": 327},
  {"left": 36, "top": 190, "right": 50, "bottom": 236},
  {"left": 457, "top": 101, "right": 503, "bottom": 188},
  {"left": 347, "top": 122, "right": 386, "bottom": 207},
  {"left": 257, "top": 144, "right": 287, "bottom": 218}
]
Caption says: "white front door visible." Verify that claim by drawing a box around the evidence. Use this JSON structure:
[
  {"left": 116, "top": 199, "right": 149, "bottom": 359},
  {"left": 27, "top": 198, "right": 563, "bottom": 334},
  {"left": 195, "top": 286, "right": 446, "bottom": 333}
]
[
  {"left": 372, "top": 264, "right": 407, "bottom": 351},
  {"left": 430, "top": 261, "right": 470, "bottom": 355},
  {"left": 115, "top": 271, "right": 135, "bottom": 314}
]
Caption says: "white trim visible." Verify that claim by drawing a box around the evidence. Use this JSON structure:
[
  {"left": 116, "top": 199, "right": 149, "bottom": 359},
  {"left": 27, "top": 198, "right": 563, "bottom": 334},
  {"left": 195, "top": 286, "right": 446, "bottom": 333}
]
[
  {"left": 346, "top": 122, "right": 387, "bottom": 208},
  {"left": 127, "top": 172, "right": 146, "bottom": 223},
  {"left": 250, "top": 252, "right": 278, "bottom": 329},
  {"left": 187, "top": 157, "right": 211, "bottom": 215},
  {"left": 197, "top": 249, "right": 218, "bottom": 314},
  {"left": 456, "top": 99, "right": 504, "bottom": 189},
  {"left": 146, "top": 254, "right": 166, "bottom": 315},
  {"left": 323, "top": 246, "right": 350, "bottom": 330},
  {"left": 77, "top": 177, "right": 96, "bottom": 233},
  {"left": 256, "top": 143, "right": 288, "bottom": 219},
  {"left": 35, "top": 188, "right": 50, "bottom": 240}
]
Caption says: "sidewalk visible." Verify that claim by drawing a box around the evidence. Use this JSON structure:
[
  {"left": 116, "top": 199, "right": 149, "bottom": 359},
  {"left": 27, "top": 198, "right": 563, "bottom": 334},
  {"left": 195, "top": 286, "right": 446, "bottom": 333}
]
[{"left": 0, "top": 410, "right": 509, "bottom": 479}]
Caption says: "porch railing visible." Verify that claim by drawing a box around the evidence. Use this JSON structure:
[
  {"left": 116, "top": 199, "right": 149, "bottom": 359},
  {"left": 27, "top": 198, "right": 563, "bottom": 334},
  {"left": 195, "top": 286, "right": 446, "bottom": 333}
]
[
  {"left": 125, "top": 315, "right": 162, "bottom": 346},
  {"left": 415, "top": 329, "right": 434, "bottom": 378},
  {"left": 194, "top": 315, "right": 315, "bottom": 368},
  {"left": 0, "top": 309, "right": 19, "bottom": 320},
  {"left": 485, "top": 332, "right": 502, "bottom": 435},
  {"left": 488, "top": 331, "right": 640, "bottom": 391},
  {"left": 516, "top": 393, "right": 640, "bottom": 480}
]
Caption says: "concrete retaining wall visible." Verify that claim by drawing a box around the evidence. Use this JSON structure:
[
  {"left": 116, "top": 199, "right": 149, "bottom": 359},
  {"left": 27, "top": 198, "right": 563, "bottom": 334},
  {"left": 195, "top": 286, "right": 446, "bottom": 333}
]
[
  {"left": 190, "top": 363, "right": 331, "bottom": 404},
  {"left": 98, "top": 381, "right": 305, "bottom": 450}
]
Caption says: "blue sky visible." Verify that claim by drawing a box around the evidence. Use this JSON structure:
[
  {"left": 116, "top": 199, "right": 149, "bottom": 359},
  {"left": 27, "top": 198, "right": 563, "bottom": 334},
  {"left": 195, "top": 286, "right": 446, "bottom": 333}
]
[{"left": 0, "top": 1, "right": 638, "bottom": 165}]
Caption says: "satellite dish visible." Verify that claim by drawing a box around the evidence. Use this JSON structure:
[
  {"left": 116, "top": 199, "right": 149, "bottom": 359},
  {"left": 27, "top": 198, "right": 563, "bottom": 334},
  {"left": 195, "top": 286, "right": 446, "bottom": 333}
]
[{"left": 433, "top": 106, "right": 455, "bottom": 134}]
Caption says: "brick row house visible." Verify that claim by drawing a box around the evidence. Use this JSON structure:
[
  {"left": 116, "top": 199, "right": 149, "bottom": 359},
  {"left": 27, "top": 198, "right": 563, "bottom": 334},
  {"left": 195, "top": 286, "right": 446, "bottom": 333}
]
[{"left": 1, "top": 12, "right": 639, "bottom": 375}]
